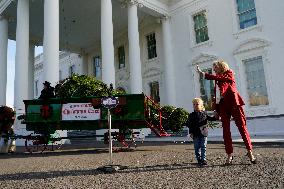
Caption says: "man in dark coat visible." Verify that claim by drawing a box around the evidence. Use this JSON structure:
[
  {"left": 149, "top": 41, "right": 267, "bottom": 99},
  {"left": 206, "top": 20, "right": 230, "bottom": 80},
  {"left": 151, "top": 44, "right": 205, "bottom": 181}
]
[{"left": 39, "top": 81, "right": 55, "bottom": 99}]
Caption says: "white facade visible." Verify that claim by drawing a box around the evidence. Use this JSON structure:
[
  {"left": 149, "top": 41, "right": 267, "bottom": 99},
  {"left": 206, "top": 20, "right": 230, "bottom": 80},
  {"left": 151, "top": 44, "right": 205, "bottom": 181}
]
[
  {"left": 34, "top": 52, "right": 83, "bottom": 98},
  {"left": 1, "top": 0, "right": 284, "bottom": 141}
]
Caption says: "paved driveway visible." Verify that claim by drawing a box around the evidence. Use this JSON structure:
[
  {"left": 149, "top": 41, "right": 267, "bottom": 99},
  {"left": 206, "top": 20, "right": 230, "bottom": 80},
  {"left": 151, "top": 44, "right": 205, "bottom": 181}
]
[{"left": 0, "top": 142, "right": 283, "bottom": 189}]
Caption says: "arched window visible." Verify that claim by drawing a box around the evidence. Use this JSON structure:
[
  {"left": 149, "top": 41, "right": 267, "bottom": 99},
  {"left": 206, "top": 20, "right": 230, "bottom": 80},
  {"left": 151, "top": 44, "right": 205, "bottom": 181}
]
[{"left": 116, "top": 87, "right": 126, "bottom": 94}]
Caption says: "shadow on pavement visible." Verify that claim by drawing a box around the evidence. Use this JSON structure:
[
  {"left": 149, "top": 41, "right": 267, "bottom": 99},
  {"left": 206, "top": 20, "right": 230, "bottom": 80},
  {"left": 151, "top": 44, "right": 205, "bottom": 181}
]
[
  {"left": 0, "top": 161, "right": 253, "bottom": 181},
  {"left": 0, "top": 148, "right": 152, "bottom": 159}
]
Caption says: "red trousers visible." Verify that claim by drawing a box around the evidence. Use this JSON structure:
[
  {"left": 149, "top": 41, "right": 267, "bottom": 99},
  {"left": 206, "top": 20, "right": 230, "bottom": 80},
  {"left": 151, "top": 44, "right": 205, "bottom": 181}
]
[{"left": 219, "top": 103, "right": 252, "bottom": 154}]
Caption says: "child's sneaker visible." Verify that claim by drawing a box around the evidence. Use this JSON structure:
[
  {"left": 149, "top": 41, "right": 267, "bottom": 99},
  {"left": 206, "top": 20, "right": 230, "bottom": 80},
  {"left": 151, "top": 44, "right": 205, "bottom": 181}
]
[
  {"left": 201, "top": 160, "right": 207, "bottom": 165},
  {"left": 197, "top": 159, "right": 202, "bottom": 165}
]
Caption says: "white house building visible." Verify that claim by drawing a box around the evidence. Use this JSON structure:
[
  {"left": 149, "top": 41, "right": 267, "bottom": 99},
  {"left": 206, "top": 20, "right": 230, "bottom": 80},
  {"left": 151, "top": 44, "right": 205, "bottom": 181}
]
[
  {"left": 34, "top": 52, "right": 84, "bottom": 98},
  {"left": 1, "top": 0, "right": 284, "bottom": 144}
]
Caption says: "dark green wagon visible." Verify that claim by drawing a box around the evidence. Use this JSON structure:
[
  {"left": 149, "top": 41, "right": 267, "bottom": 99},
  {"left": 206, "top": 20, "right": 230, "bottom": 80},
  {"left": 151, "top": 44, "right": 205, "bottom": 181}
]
[{"left": 21, "top": 94, "right": 169, "bottom": 152}]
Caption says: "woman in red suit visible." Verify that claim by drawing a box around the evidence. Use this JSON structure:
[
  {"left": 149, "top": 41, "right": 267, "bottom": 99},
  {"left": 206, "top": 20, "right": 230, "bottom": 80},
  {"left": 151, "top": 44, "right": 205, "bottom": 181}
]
[{"left": 197, "top": 60, "right": 257, "bottom": 165}]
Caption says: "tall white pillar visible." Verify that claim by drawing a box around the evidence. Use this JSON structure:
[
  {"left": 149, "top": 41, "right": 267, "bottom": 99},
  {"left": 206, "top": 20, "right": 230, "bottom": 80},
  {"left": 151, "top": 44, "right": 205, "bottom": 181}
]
[
  {"left": 13, "top": 0, "right": 30, "bottom": 146},
  {"left": 14, "top": 0, "right": 29, "bottom": 112},
  {"left": 162, "top": 17, "right": 176, "bottom": 105},
  {"left": 128, "top": 2, "right": 143, "bottom": 94},
  {"left": 43, "top": 0, "right": 59, "bottom": 86},
  {"left": 0, "top": 16, "right": 8, "bottom": 105},
  {"left": 28, "top": 43, "right": 35, "bottom": 99},
  {"left": 101, "top": 0, "right": 115, "bottom": 87}
]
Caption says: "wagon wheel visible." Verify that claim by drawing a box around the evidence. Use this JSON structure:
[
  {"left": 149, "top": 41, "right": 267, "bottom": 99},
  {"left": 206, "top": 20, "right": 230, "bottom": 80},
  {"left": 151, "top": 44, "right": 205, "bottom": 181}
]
[
  {"left": 24, "top": 134, "right": 38, "bottom": 153},
  {"left": 125, "top": 129, "right": 138, "bottom": 149},
  {"left": 24, "top": 134, "right": 49, "bottom": 153},
  {"left": 113, "top": 130, "right": 138, "bottom": 152}
]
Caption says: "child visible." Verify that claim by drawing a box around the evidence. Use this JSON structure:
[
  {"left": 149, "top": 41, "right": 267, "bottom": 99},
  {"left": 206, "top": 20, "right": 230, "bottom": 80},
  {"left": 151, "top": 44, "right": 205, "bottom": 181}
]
[{"left": 187, "top": 98, "right": 218, "bottom": 166}]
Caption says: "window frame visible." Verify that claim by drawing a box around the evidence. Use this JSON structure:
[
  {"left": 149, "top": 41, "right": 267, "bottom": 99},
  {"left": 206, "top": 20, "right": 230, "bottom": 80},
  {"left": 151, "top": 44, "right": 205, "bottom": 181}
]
[
  {"left": 117, "top": 45, "right": 126, "bottom": 69},
  {"left": 69, "top": 65, "right": 75, "bottom": 76},
  {"left": 233, "top": 39, "right": 274, "bottom": 116},
  {"left": 59, "top": 70, "right": 62, "bottom": 81},
  {"left": 189, "top": 7, "right": 212, "bottom": 49},
  {"left": 231, "top": 0, "right": 262, "bottom": 37},
  {"left": 35, "top": 80, "right": 39, "bottom": 97},
  {"left": 198, "top": 67, "right": 215, "bottom": 111},
  {"left": 236, "top": 0, "right": 257, "bottom": 30},
  {"left": 243, "top": 56, "right": 269, "bottom": 107},
  {"left": 193, "top": 10, "right": 209, "bottom": 44},
  {"left": 146, "top": 32, "right": 157, "bottom": 60},
  {"left": 191, "top": 54, "right": 218, "bottom": 112},
  {"left": 149, "top": 81, "right": 160, "bottom": 103},
  {"left": 93, "top": 56, "right": 102, "bottom": 79}
]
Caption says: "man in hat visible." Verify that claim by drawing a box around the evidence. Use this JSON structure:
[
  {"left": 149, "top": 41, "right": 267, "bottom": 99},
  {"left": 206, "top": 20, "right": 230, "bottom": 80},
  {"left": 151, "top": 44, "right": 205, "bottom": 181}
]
[{"left": 39, "top": 81, "right": 55, "bottom": 99}]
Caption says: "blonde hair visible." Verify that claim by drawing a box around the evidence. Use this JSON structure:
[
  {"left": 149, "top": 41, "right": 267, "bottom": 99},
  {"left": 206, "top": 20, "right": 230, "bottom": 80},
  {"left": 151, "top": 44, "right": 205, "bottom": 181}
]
[
  {"left": 213, "top": 59, "right": 230, "bottom": 74},
  {"left": 192, "top": 98, "right": 205, "bottom": 111}
]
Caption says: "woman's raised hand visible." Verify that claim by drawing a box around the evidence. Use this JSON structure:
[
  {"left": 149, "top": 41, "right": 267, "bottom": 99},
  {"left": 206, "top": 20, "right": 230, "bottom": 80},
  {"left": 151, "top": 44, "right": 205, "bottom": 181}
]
[{"left": 196, "top": 65, "right": 205, "bottom": 76}]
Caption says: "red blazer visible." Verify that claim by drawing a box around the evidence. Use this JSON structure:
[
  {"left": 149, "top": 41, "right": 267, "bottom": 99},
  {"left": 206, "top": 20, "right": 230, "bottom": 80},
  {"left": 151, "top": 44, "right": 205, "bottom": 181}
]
[{"left": 205, "top": 69, "right": 245, "bottom": 106}]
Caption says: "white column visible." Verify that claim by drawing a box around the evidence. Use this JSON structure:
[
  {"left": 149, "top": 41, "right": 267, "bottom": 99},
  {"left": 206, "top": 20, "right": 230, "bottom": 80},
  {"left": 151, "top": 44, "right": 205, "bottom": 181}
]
[
  {"left": 128, "top": 2, "right": 143, "bottom": 94},
  {"left": 14, "top": 0, "right": 29, "bottom": 112},
  {"left": 162, "top": 17, "right": 176, "bottom": 105},
  {"left": 13, "top": 0, "right": 30, "bottom": 146},
  {"left": 43, "top": 0, "right": 59, "bottom": 86},
  {"left": 101, "top": 0, "right": 115, "bottom": 87},
  {"left": 28, "top": 43, "right": 35, "bottom": 99},
  {"left": 0, "top": 16, "right": 8, "bottom": 105}
]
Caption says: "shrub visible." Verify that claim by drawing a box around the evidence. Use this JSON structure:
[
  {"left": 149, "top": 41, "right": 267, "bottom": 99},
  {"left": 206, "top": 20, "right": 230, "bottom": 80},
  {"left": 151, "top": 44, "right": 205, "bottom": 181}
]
[
  {"left": 54, "top": 75, "right": 125, "bottom": 98},
  {"left": 167, "top": 107, "right": 189, "bottom": 132}
]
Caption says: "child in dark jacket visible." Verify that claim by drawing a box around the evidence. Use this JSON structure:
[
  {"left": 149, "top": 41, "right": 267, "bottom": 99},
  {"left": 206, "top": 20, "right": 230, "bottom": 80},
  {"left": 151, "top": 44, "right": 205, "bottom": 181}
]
[{"left": 187, "top": 98, "right": 218, "bottom": 165}]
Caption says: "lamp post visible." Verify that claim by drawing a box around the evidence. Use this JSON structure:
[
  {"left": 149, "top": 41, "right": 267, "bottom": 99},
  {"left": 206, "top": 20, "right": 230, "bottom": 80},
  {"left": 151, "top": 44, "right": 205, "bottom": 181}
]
[{"left": 101, "top": 96, "right": 118, "bottom": 164}]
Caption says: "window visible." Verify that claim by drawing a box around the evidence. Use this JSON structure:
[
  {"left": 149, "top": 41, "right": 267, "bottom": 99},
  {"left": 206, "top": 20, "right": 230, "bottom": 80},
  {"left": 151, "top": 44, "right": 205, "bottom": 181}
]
[
  {"left": 193, "top": 11, "right": 209, "bottom": 44},
  {"left": 59, "top": 70, "right": 62, "bottom": 81},
  {"left": 199, "top": 68, "right": 214, "bottom": 110},
  {"left": 118, "top": 46, "right": 125, "bottom": 69},
  {"left": 116, "top": 87, "right": 126, "bottom": 94},
  {"left": 69, "top": 65, "right": 75, "bottom": 76},
  {"left": 236, "top": 0, "right": 257, "bottom": 29},
  {"left": 146, "top": 33, "right": 157, "bottom": 59},
  {"left": 35, "top": 80, "right": 39, "bottom": 97},
  {"left": 93, "top": 56, "right": 102, "bottom": 79},
  {"left": 244, "top": 56, "right": 268, "bottom": 106},
  {"left": 149, "top": 81, "right": 160, "bottom": 103}
]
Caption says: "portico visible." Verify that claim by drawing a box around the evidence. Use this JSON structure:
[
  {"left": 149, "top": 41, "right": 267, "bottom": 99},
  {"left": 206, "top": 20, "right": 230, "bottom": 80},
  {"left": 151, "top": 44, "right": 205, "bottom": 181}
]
[
  {"left": 0, "top": 0, "right": 177, "bottom": 144},
  {"left": 1, "top": 0, "right": 177, "bottom": 101}
]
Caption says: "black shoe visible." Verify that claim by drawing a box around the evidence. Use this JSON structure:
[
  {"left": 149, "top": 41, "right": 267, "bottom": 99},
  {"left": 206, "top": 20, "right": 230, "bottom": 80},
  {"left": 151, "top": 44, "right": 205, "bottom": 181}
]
[
  {"left": 201, "top": 160, "right": 207, "bottom": 165},
  {"left": 197, "top": 159, "right": 202, "bottom": 165},
  {"left": 250, "top": 157, "right": 257, "bottom": 164},
  {"left": 224, "top": 156, "right": 233, "bottom": 165},
  {"left": 247, "top": 153, "right": 257, "bottom": 164}
]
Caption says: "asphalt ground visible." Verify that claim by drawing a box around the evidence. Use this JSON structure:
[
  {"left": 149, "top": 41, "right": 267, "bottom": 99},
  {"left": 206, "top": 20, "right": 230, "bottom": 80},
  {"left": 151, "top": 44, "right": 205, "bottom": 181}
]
[{"left": 0, "top": 141, "right": 283, "bottom": 189}]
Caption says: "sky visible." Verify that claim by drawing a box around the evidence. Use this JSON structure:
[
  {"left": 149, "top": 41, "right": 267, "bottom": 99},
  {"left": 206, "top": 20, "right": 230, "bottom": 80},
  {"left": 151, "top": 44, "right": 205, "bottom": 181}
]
[{"left": 6, "top": 40, "right": 42, "bottom": 107}]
